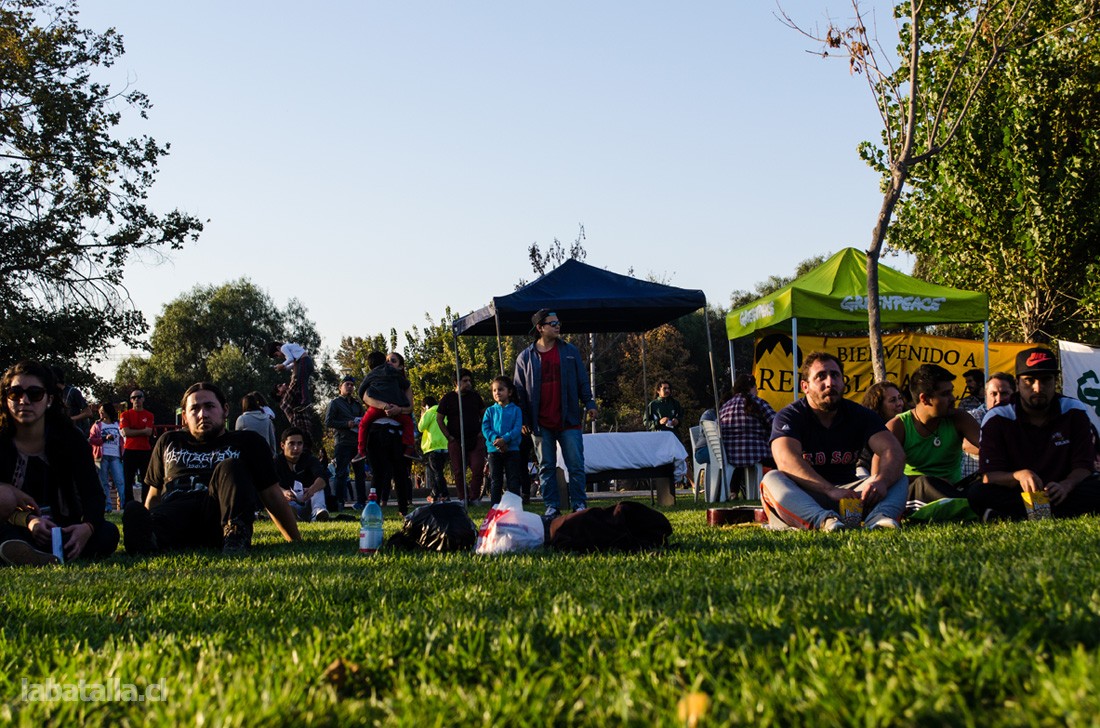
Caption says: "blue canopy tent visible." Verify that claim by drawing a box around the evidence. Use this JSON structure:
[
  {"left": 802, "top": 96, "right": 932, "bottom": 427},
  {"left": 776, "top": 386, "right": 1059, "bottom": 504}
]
[
  {"left": 454, "top": 259, "right": 709, "bottom": 337},
  {"left": 452, "top": 259, "right": 717, "bottom": 400},
  {"left": 449, "top": 260, "right": 720, "bottom": 497}
]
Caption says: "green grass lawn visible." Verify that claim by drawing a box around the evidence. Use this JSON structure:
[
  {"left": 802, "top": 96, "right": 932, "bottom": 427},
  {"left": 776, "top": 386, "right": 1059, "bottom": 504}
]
[{"left": 3, "top": 499, "right": 1099, "bottom": 726}]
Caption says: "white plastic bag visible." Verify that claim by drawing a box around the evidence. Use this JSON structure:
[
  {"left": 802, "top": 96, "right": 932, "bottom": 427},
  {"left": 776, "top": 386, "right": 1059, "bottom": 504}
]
[{"left": 475, "top": 491, "right": 545, "bottom": 554}]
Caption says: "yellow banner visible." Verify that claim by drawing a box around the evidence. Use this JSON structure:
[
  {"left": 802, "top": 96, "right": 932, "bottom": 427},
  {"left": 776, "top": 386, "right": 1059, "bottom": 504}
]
[{"left": 753, "top": 332, "right": 1032, "bottom": 411}]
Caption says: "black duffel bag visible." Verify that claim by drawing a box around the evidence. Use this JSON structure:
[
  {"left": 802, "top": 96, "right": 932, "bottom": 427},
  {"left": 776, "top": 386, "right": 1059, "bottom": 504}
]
[
  {"left": 549, "top": 501, "right": 672, "bottom": 553},
  {"left": 386, "top": 502, "right": 477, "bottom": 552}
]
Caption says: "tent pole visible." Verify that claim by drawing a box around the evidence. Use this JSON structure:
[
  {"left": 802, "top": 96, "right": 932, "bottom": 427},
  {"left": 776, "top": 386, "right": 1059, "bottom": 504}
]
[
  {"left": 983, "top": 321, "right": 990, "bottom": 381},
  {"left": 703, "top": 304, "right": 721, "bottom": 418},
  {"left": 493, "top": 304, "right": 505, "bottom": 376},
  {"left": 589, "top": 333, "right": 597, "bottom": 434},
  {"left": 703, "top": 304, "right": 724, "bottom": 500},
  {"left": 728, "top": 338, "right": 736, "bottom": 387},
  {"left": 641, "top": 333, "right": 648, "bottom": 419},
  {"left": 451, "top": 328, "right": 468, "bottom": 503},
  {"left": 792, "top": 318, "right": 799, "bottom": 402}
]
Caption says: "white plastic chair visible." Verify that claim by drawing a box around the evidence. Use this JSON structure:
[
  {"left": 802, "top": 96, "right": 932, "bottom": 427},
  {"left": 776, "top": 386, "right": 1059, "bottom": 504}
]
[
  {"left": 736, "top": 463, "right": 764, "bottom": 501},
  {"left": 692, "top": 420, "right": 730, "bottom": 502}
]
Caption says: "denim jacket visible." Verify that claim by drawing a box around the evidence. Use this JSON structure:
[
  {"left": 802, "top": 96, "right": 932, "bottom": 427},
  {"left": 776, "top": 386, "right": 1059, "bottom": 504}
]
[{"left": 513, "top": 340, "right": 596, "bottom": 430}]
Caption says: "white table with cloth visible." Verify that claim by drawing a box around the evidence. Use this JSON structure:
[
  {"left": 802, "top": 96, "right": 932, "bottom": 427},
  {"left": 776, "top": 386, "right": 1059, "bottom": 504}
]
[{"left": 556, "top": 431, "right": 688, "bottom": 485}]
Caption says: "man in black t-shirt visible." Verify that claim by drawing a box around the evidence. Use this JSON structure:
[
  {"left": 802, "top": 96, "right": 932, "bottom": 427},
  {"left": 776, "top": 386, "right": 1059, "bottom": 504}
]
[
  {"left": 762, "top": 352, "right": 908, "bottom": 531},
  {"left": 437, "top": 368, "right": 486, "bottom": 505},
  {"left": 273, "top": 426, "right": 330, "bottom": 522},
  {"left": 122, "top": 381, "right": 301, "bottom": 554}
]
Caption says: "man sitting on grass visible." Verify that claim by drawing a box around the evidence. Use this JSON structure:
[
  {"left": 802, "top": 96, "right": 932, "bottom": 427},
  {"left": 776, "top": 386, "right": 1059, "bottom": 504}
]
[
  {"left": 882, "top": 363, "right": 980, "bottom": 512},
  {"left": 970, "top": 347, "right": 1100, "bottom": 521},
  {"left": 274, "top": 427, "right": 330, "bottom": 522},
  {"left": 761, "top": 352, "right": 907, "bottom": 531},
  {"left": 123, "top": 382, "right": 301, "bottom": 555}
]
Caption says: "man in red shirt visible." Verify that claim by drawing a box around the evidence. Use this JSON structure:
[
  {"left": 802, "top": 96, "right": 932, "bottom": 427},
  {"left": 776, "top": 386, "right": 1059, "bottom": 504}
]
[
  {"left": 120, "top": 389, "right": 156, "bottom": 504},
  {"left": 512, "top": 309, "right": 597, "bottom": 517}
]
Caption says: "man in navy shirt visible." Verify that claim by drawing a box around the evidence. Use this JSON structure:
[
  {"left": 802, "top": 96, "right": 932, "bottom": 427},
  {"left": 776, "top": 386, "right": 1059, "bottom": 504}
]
[{"left": 762, "top": 352, "right": 908, "bottom": 531}]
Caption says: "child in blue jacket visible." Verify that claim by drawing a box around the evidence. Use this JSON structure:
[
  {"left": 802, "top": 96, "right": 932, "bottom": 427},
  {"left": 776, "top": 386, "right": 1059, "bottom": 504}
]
[{"left": 482, "top": 376, "right": 524, "bottom": 505}]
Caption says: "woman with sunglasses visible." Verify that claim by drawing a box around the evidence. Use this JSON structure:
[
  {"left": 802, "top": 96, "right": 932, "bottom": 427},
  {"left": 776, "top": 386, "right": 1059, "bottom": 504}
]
[{"left": 0, "top": 360, "right": 119, "bottom": 565}]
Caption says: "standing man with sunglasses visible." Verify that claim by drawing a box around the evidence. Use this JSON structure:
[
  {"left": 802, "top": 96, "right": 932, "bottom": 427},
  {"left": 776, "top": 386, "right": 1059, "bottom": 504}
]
[
  {"left": 513, "top": 309, "right": 597, "bottom": 517},
  {"left": 120, "top": 390, "right": 155, "bottom": 504}
]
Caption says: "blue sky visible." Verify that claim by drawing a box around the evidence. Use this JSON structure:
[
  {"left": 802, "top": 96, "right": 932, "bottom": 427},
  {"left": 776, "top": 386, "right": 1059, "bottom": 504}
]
[{"left": 78, "top": 1, "right": 906, "bottom": 374}]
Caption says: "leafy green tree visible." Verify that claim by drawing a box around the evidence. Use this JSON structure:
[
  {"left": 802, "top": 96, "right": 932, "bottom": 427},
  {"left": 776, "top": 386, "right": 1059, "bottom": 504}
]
[
  {"left": 889, "top": 1, "right": 1100, "bottom": 343},
  {"left": 728, "top": 254, "right": 827, "bottom": 311},
  {"left": 671, "top": 304, "right": 731, "bottom": 406},
  {"left": 781, "top": 1, "right": 1090, "bottom": 378},
  {"left": 115, "top": 279, "right": 325, "bottom": 424},
  {"left": 726, "top": 255, "right": 827, "bottom": 378},
  {"left": 404, "top": 310, "right": 507, "bottom": 404},
  {"left": 334, "top": 332, "right": 396, "bottom": 381},
  {"left": 0, "top": 0, "right": 203, "bottom": 369}
]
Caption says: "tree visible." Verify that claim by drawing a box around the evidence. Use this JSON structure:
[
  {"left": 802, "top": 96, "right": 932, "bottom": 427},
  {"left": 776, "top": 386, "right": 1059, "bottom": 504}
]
[
  {"left": 334, "top": 332, "right": 396, "bottom": 380},
  {"left": 612, "top": 324, "right": 700, "bottom": 437},
  {"left": 115, "top": 279, "right": 325, "bottom": 423},
  {"left": 0, "top": 0, "right": 203, "bottom": 368},
  {"left": 781, "top": 1, "right": 1089, "bottom": 379},
  {"left": 889, "top": 1, "right": 1100, "bottom": 343},
  {"left": 728, "top": 254, "right": 828, "bottom": 311},
  {"left": 525, "top": 224, "right": 586, "bottom": 282},
  {"left": 403, "top": 309, "right": 506, "bottom": 403},
  {"left": 727, "top": 254, "right": 828, "bottom": 378}
]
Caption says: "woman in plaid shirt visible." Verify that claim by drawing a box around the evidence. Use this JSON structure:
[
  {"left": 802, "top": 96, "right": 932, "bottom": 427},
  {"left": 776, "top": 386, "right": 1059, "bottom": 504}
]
[{"left": 718, "top": 374, "right": 777, "bottom": 469}]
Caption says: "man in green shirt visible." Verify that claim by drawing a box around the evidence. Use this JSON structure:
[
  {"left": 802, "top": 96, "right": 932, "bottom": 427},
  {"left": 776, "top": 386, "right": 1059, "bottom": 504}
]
[
  {"left": 881, "top": 364, "right": 980, "bottom": 511},
  {"left": 418, "top": 395, "right": 450, "bottom": 503},
  {"left": 644, "top": 381, "right": 683, "bottom": 434}
]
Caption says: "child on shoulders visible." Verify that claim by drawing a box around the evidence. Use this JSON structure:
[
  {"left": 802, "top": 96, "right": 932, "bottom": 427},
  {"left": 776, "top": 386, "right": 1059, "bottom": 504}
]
[{"left": 353, "top": 351, "right": 417, "bottom": 463}]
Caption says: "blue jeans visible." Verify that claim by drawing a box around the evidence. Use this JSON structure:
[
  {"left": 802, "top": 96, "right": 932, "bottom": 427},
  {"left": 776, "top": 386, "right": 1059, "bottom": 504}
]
[
  {"left": 332, "top": 441, "right": 366, "bottom": 507},
  {"left": 98, "top": 455, "right": 126, "bottom": 509},
  {"left": 532, "top": 426, "right": 586, "bottom": 510}
]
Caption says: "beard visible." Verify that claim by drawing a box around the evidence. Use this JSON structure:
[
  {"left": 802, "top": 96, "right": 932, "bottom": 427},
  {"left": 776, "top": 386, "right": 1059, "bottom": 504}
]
[
  {"left": 809, "top": 389, "right": 841, "bottom": 412},
  {"left": 190, "top": 422, "right": 226, "bottom": 442},
  {"left": 1021, "top": 393, "right": 1051, "bottom": 414}
]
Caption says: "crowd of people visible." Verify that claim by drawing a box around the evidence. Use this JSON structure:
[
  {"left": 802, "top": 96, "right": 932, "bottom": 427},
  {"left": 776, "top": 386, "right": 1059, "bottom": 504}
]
[
  {"left": 730, "top": 346, "right": 1100, "bottom": 530},
  {"left": 4, "top": 319, "right": 1098, "bottom": 566},
  {"left": 0, "top": 306, "right": 605, "bottom": 565}
]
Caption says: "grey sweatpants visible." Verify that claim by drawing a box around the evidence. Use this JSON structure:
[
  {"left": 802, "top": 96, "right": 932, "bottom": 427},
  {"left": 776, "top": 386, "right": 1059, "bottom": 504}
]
[{"left": 761, "top": 470, "right": 908, "bottom": 529}]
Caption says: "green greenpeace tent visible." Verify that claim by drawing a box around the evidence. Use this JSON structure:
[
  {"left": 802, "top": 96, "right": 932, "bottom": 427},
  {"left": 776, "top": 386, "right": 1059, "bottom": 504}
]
[{"left": 726, "top": 248, "right": 989, "bottom": 396}]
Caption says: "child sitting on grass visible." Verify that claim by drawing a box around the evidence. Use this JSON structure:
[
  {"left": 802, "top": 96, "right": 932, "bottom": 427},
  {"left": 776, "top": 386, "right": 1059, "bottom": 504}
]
[
  {"left": 352, "top": 351, "right": 418, "bottom": 463},
  {"left": 482, "top": 376, "right": 524, "bottom": 505}
]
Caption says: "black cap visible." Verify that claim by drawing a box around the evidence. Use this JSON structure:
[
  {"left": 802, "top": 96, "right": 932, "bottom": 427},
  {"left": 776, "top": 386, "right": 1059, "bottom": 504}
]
[
  {"left": 1015, "top": 347, "right": 1059, "bottom": 377},
  {"left": 531, "top": 308, "right": 555, "bottom": 333},
  {"left": 340, "top": 375, "right": 356, "bottom": 384}
]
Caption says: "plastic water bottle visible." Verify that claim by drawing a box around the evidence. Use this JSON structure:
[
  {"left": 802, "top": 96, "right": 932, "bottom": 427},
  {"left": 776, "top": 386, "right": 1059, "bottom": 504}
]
[{"left": 359, "top": 488, "right": 383, "bottom": 554}]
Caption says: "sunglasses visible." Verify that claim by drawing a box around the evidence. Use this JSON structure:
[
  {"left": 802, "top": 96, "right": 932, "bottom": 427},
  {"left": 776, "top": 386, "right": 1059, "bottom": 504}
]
[
  {"left": 130, "top": 395, "right": 144, "bottom": 400},
  {"left": 6, "top": 386, "right": 48, "bottom": 402},
  {"left": 542, "top": 320, "right": 561, "bottom": 327}
]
